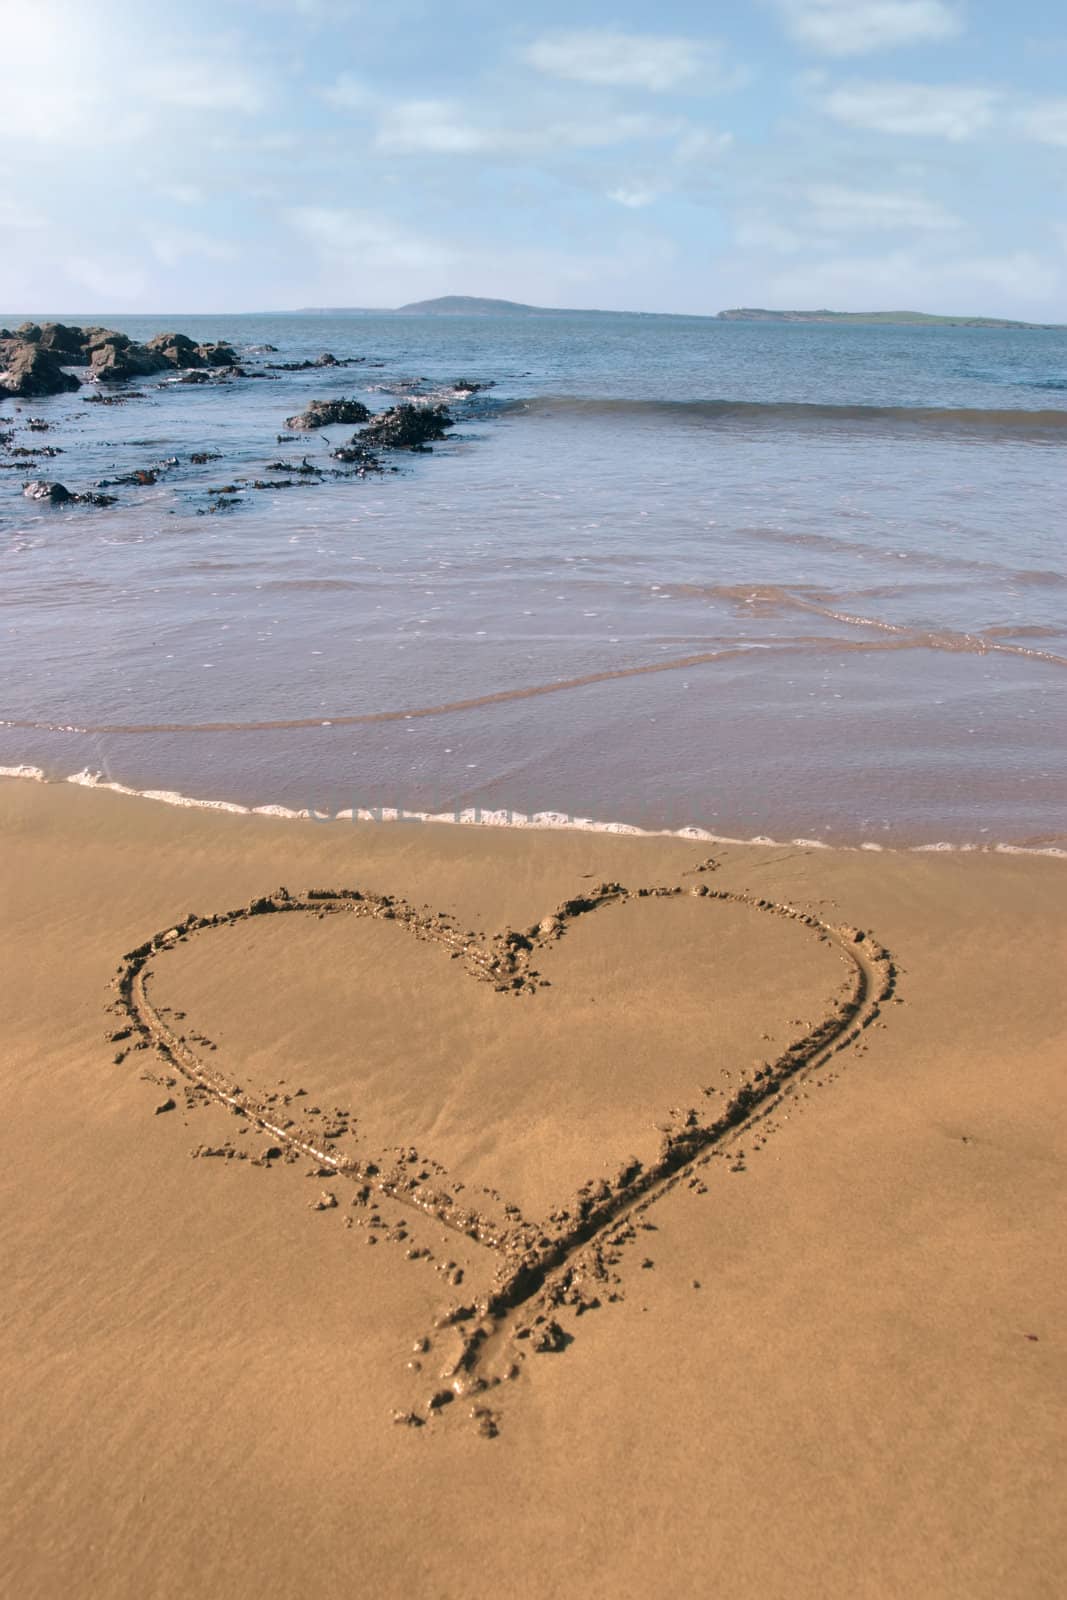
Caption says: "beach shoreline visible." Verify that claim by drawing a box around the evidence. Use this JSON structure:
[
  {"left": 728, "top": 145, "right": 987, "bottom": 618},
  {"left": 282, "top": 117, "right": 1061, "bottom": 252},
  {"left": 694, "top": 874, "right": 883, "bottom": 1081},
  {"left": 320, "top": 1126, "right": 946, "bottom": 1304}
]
[{"left": 3, "top": 764, "right": 1065, "bottom": 856}]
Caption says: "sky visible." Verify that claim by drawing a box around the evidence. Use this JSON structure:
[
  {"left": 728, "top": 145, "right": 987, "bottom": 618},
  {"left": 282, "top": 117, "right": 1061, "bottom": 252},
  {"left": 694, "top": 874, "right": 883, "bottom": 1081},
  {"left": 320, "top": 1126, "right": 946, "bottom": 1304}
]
[{"left": 3, "top": 0, "right": 1067, "bottom": 317}]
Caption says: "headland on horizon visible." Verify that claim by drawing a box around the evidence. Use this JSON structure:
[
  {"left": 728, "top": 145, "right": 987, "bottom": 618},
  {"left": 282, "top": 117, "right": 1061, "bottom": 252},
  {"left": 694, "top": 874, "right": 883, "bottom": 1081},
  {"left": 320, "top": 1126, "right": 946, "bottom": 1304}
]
[{"left": 285, "top": 293, "right": 1066, "bottom": 329}]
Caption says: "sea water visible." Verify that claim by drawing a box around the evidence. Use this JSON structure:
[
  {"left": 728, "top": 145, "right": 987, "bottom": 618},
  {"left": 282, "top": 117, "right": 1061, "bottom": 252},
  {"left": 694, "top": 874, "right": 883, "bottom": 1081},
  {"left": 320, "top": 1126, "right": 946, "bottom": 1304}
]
[{"left": 1, "top": 311, "right": 1064, "bottom": 848}]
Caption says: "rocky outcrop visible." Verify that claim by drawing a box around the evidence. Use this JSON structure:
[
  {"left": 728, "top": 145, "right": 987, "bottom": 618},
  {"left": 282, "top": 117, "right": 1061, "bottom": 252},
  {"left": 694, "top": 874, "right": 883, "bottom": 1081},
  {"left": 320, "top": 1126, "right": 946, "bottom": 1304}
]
[
  {"left": 285, "top": 397, "right": 372, "bottom": 430},
  {"left": 197, "top": 342, "right": 237, "bottom": 367},
  {"left": 146, "top": 332, "right": 205, "bottom": 368},
  {"left": 23, "top": 479, "right": 72, "bottom": 502},
  {"left": 37, "top": 323, "right": 91, "bottom": 360},
  {"left": 2, "top": 324, "right": 248, "bottom": 393},
  {"left": 0, "top": 340, "right": 81, "bottom": 397},
  {"left": 144, "top": 333, "right": 235, "bottom": 368},
  {"left": 357, "top": 402, "right": 453, "bottom": 449},
  {"left": 23, "top": 479, "right": 116, "bottom": 506},
  {"left": 88, "top": 332, "right": 172, "bottom": 384},
  {"left": 267, "top": 352, "right": 366, "bottom": 371}
]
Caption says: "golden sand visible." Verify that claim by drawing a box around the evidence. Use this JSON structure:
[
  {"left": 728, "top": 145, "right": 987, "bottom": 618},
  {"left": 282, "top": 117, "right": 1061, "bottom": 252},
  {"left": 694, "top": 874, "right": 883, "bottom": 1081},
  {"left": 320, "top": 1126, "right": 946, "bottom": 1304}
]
[{"left": 1, "top": 778, "right": 1063, "bottom": 1598}]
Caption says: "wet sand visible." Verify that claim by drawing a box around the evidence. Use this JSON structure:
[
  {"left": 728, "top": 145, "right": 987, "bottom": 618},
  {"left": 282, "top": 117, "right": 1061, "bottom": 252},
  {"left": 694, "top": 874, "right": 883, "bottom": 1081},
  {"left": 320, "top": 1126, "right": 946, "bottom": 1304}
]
[{"left": 1, "top": 778, "right": 1064, "bottom": 1598}]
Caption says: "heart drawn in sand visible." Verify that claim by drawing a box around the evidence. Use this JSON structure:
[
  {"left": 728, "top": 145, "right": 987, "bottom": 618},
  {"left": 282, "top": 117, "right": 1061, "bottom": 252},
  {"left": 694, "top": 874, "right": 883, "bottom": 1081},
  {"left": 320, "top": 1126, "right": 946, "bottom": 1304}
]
[{"left": 110, "top": 878, "right": 895, "bottom": 1422}]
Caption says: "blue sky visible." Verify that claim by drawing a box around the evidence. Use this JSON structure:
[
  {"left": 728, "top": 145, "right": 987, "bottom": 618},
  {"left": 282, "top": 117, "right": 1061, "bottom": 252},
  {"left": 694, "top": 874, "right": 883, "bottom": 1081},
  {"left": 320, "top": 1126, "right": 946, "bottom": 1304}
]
[{"left": 4, "top": 0, "right": 1067, "bottom": 316}]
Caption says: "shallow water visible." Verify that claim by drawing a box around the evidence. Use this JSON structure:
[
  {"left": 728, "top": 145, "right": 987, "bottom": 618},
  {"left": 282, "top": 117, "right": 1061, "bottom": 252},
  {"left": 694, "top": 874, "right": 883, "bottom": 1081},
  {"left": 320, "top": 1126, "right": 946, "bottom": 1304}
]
[{"left": 1, "top": 312, "right": 1065, "bottom": 847}]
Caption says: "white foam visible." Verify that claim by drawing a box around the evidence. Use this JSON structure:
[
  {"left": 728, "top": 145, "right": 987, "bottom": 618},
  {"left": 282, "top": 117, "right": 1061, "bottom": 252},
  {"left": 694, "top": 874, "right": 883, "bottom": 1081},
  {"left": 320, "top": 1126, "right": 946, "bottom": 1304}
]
[
  {"left": 993, "top": 841, "right": 1067, "bottom": 858},
  {"left": 0, "top": 764, "right": 45, "bottom": 781},
  {"left": 0, "top": 764, "right": 1062, "bottom": 856},
  {"left": 66, "top": 769, "right": 255, "bottom": 815}
]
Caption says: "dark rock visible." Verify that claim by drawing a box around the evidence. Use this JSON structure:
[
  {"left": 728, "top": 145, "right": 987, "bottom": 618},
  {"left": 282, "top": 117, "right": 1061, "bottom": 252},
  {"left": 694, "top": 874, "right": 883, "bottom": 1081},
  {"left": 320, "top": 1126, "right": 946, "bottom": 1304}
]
[
  {"left": 196, "top": 342, "right": 237, "bottom": 367},
  {"left": 358, "top": 402, "right": 453, "bottom": 450},
  {"left": 0, "top": 340, "right": 82, "bottom": 397},
  {"left": 86, "top": 328, "right": 132, "bottom": 353},
  {"left": 23, "top": 480, "right": 71, "bottom": 503},
  {"left": 265, "top": 458, "right": 320, "bottom": 474},
  {"left": 97, "top": 467, "right": 160, "bottom": 487},
  {"left": 266, "top": 354, "right": 365, "bottom": 372},
  {"left": 15, "top": 322, "right": 42, "bottom": 342},
  {"left": 146, "top": 331, "right": 205, "bottom": 368},
  {"left": 37, "top": 323, "right": 91, "bottom": 360},
  {"left": 331, "top": 442, "right": 382, "bottom": 471},
  {"left": 453, "top": 377, "right": 494, "bottom": 393},
  {"left": 285, "top": 397, "right": 372, "bottom": 430},
  {"left": 83, "top": 390, "right": 147, "bottom": 404},
  {"left": 90, "top": 337, "right": 171, "bottom": 384}
]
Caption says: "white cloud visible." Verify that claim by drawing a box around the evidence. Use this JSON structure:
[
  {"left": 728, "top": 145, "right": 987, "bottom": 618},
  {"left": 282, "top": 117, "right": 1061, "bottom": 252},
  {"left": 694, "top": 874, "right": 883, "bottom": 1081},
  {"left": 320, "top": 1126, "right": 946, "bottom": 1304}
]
[
  {"left": 1016, "top": 98, "right": 1067, "bottom": 146},
  {"left": 734, "top": 184, "right": 958, "bottom": 258},
  {"left": 143, "top": 62, "right": 267, "bottom": 116},
  {"left": 319, "top": 73, "right": 376, "bottom": 112},
  {"left": 675, "top": 128, "right": 734, "bottom": 162},
  {"left": 544, "top": 114, "right": 681, "bottom": 151},
  {"left": 284, "top": 207, "right": 459, "bottom": 272},
  {"left": 818, "top": 80, "right": 999, "bottom": 138},
  {"left": 207, "top": 131, "right": 300, "bottom": 153},
  {"left": 805, "top": 183, "right": 959, "bottom": 231},
  {"left": 157, "top": 184, "right": 206, "bottom": 207},
  {"left": 374, "top": 101, "right": 494, "bottom": 154},
  {"left": 149, "top": 231, "right": 239, "bottom": 268},
  {"left": 65, "top": 254, "right": 151, "bottom": 306},
  {"left": 764, "top": 246, "right": 1058, "bottom": 309},
  {"left": 607, "top": 184, "right": 661, "bottom": 209},
  {"left": 735, "top": 215, "right": 805, "bottom": 254},
  {"left": 373, "top": 101, "right": 680, "bottom": 156},
  {"left": 773, "top": 1, "right": 963, "bottom": 57},
  {"left": 2, "top": 4, "right": 132, "bottom": 143},
  {"left": 4, "top": 5, "right": 271, "bottom": 142},
  {"left": 522, "top": 29, "right": 713, "bottom": 92},
  {"left": 0, "top": 201, "right": 49, "bottom": 231},
  {"left": 234, "top": 0, "right": 362, "bottom": 15}
]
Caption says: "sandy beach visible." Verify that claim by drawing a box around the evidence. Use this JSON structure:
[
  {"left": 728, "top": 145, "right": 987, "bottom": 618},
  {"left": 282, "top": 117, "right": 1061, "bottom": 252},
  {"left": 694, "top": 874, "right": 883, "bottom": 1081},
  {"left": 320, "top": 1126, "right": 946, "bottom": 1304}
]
[{"left": 1, "top": 775, "right": 1063, "bottom": 1598}]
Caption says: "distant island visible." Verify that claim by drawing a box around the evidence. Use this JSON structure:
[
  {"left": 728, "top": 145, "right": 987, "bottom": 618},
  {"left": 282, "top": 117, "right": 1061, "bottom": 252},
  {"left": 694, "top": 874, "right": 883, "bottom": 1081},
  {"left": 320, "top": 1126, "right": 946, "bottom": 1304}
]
[
  {"left": 292, "top": 296, "right": 600, "bottom": 318},
  {"left": 716, "top": 307, "right": 1064, "bottom": 330},
  {"left": 287, "top": 295, "right": 1063, "bottom": 329},
  {"left": 397, "top": 296, "right": 548, "bottom": 316}
]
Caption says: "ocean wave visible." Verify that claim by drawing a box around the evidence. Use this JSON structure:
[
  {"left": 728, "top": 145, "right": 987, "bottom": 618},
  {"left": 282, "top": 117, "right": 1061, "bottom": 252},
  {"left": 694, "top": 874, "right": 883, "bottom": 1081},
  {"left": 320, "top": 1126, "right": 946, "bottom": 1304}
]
[{"left": 509, "top": 394, "right": 1067, "bottom": 438}]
